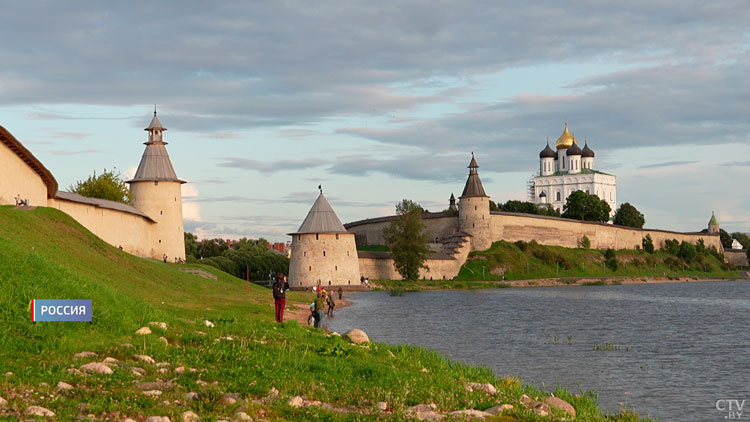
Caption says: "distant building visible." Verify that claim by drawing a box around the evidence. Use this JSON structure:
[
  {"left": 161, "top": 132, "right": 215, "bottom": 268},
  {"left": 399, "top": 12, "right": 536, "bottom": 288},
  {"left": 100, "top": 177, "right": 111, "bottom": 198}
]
[{"left": 533, "top": 123, "right": 616, "bottom": 216}]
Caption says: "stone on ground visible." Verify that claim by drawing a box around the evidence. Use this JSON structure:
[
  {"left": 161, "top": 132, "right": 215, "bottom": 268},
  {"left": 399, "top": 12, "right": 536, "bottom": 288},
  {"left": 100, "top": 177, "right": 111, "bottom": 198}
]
[
  {"left": 146, "top": 417, "right": 171, "bottom": 422},
  {"left": 25, "top": 406, "right": 55, "bottom": 417},
  {"left": 80, "top": 362, "right": 114, "bottom": 374},
  {"left": 448, "top": 409, "right": 492, "bottom": 418},
  {"left": 134, "top": 354, "right": 156, "bottom": 364},
  {"left": 288, "top": 395, "right": 304, "bottom": 408},
  {"left": 56, "top": 381, "right": 74, "bottom": 391},
  {"left": 406, "top": 403, "right": 444, "bottom": 420},
  {"left": 123, "top": 419, "right": 137, "bottom": 422},
  {"left": 221, "top": 394, "right": 238, "bottom": 405},
  {"left": 0, "top": 396, "right": 7, "bottom": 407},
  {"left": 203, "top": 320, "right": 215, "bottom": 328},
  {"left": 484, "top": 404, "right": 514, "bottom": 415},
  {"left": 182, "top": 410, "right": 200, "bottom": 422},
  {"left": 344, "top": 329, "right": 370, "bottom": 344},
  {"left": 544, "top": 396, "right": 576, "bottom": 417},
  {"left": 267, "top": 387, "right": 279, "bottom": 397},
  {"left": 376, "top": 401, "right": 388, "bottom": 412},
  {"left": 158, "top": 336, "right": 169, "bottom": 345},
  {"left": 233, "top": 411, "right": 252, "bottom": 421},
  {"left": 132, "top": 367, "right": 146, "bottom": 377},
  {"left": 73, "top": 351, "right": 98, "bottom": 359},
  {"left": 136, "top": 326, "right": 152, "bottom": 335},
  {"left": 185, "top": 392, "right": 199, "bottom": 401},
  {"left": 143, "top": 390, "right": 162, "bottom": 396},
  {"left": 103, "top": 357, "right": 119, "bottom": 363},
  {"left": 467, "top": 382, "right": 497, "bottom": 395},
  {"left": 3, "top": 372, "right": 12, "bottom": 377},
  {"left": 149, "top": 321, "right": 168, "bottom": 330}
]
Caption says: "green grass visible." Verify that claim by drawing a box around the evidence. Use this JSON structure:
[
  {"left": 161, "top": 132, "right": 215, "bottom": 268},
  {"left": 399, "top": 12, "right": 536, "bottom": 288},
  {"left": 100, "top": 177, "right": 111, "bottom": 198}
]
[
  {"left": 356, "top": 244, "right": 390, "bottom": 252},
  {"left": 455, "top": 240, "right": 738, "bottom": 282},
  {"left": 0, "top": 206, "right": 657, "bottom": 421}
]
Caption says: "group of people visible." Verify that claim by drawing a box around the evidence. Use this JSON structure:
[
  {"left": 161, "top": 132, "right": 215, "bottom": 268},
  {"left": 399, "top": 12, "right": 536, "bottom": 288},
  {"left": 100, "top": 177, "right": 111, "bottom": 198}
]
[
  {"left": 272, "top": 275, "right": 344, "bottom": 328},
  {"left": 14, "top": 194, "right": 28, "bottom": 206}
]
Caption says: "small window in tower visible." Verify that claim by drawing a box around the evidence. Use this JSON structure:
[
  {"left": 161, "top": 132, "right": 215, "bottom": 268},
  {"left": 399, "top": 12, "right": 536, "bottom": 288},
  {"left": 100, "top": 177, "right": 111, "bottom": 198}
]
[
  {"left": 323, "top": 251, "right": 326, "bottom": 257},
  {"left": 303, "top": 251, "right": 306, "bottom": 256},
  {"left": 159, "top": 239, "right": 161, "bottom": 243},
  {"left": 154, "top": 181, "right": 159, "bottom": 186},
  {"left": 347, "top": 251, "right": 349, "bottom": 256},
  {"left": 473, "top": 223, "right": 475, "bottom": 228},
  {"left": 335, "top": 266, "right": 338, "bottom": 271},
  {"left": 309, "top": 266, "right": 312, "bottom": 271},
  {"left": 336, "top": 234, "right": 339, "bottom": 240},
  {"left": 160, "top": 210, "right": 163, "bottom": 215},
  {"left": 474, "top": 206, "right": 477, "bottom": 211},
  {"left": 316, "top": 234, "right": 319, "bottom": 240}
]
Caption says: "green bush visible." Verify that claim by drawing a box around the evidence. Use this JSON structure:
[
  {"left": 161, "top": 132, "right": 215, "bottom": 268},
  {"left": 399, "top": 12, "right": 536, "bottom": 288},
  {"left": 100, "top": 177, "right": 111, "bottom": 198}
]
[
  {"left": 678, "top": 241, "right": 697, "bottom": 262},
  {"left": 579, "top": 235, "right": 591, "bottom": 249},
  {"left": 642, "top": 234, "right": 655, "bottom": 254}
]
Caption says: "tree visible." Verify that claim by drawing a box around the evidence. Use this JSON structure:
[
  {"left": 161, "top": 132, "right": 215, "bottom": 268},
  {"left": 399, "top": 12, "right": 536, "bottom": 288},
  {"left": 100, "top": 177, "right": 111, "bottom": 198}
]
[
  {"left": 69, "top": 168, "right": 132, "bottom": 204},
  {"left": 719, "top": 229, "right": 733, "bottom": 249},
  {"left": 678, "top": 241, "right": 697, "bottom": 262},
  {"left": 184, "top": 232, "right": 200, "bottom": 259},
  {"left": 613, "top": 202, "right": 645, "bottom": 228},
  {"left": 496, "top": 200, "right": 560, "bottom": 217},
  {"left": 383, "top": 199, "right": 431, "bottom": 280},
  {"left": 642, "top": 234, "right": 655, "bottom": 254},
  {"left": 561, "top": 191, "right": 611, "bottom": 222},
  {"left": 489, "top": 200, "right": 501, "bottom": 212}
]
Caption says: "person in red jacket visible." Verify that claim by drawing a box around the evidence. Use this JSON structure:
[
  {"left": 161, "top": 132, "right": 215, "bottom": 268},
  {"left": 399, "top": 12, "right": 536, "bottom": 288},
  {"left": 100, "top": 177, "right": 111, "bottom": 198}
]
[{"left": 272, "top": 273, "right": 290, "bottom": 322}]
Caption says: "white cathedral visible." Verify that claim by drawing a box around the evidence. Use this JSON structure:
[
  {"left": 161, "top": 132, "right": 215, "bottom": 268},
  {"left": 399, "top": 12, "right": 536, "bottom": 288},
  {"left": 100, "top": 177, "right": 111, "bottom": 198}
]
[{"left": 533, "top": 123, "right": 616, "bottom": 216}]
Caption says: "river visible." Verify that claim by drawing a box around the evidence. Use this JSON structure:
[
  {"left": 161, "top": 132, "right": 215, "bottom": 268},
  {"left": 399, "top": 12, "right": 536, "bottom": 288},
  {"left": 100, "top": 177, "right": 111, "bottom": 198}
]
[{"left": 326, "top": 281, "right": 750, "bottom": 421}]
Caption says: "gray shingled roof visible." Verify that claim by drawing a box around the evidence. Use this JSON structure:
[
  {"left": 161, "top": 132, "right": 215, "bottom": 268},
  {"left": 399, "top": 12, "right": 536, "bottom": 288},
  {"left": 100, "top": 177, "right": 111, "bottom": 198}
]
[
  {"left": 145, "top": 113, "right": 166, "bottom": 130},
  {"left": 55, "top": 191, "right": 155, "bottom": 222},
  {"left": 127, "top": 143, "right": 185, "bottom": 183},
  {"left": 460, "top": 172, "right": 487, "bottom": 197},
  {"left": 291, "top": 193, "right": 348, "bottom": 234}
]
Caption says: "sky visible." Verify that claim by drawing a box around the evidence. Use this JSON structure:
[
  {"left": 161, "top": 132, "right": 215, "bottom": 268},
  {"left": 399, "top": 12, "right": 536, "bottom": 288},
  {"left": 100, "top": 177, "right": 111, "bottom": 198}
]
[{"left": 2, "top": 1, "right": 749, "bottom": 241}]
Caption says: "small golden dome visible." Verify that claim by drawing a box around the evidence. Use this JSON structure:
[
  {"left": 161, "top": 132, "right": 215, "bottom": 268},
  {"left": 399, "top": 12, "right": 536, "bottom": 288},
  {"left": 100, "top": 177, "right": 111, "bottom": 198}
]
[{"left": 556, "top": 122, "right": 577, "bottom": 149}]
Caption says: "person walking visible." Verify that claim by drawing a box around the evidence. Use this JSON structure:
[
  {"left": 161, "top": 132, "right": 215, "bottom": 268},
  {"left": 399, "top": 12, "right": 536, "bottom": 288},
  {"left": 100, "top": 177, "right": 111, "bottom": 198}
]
[
  {"left": 272, "top": 273, "right": 290, "bottom": 323},
  {"left": 327, "top": 292, "right": 336, "bottom": 317},
  {"left": 313, "top": 291, "right": 326, "bottom": 328},
  {"left": 337, "top": 286, "right": 343, "bottom": 300}
]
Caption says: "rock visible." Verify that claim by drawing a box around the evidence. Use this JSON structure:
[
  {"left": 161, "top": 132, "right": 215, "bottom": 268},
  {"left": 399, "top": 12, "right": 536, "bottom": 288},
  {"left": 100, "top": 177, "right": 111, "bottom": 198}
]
[
  {"left": 123, "top": 419, "right": 137, "bottom": 422},
  {"left": 535, "top": 408, "right": 548, "bottom": 416},
  {"left": 134, "top": 354, "right": 156, "bottom": 364},
  {"left": 38, "top": 382, "right": 49, "bottom": 388},
  {"left": 529, "top": 401, "right": 551, "bottom": 415},
  {"left": 157, "top": 368, "right": 169, "bottom": 374},
  {"left": 420, "top": 368, "right": 430, "bottom": 373},
  {"left": 149, "top": 322, "right": 168, "bottom": 330},
  {"left": 66, "top": 368, "right": 84, "bottom": 376},
  {"left": 406, "top": 403, "right": 444, "bottom": 420},
  {"left": 155, "top": 362, "right": 171, "bottom": 367},
  {"left": 25, "top": 406, "right": 55, "bottom": 417},
  {"left": 146, "top": 417, "right": 171, "bottom": 422},
  {"left": 132, "top": 367, "right": 146, "bottom": 376},
  {"left": 267, "top": 387, "right": 279, "bottom": 397},
  {"left": 196, "top": 380, "right": 207, "bottom": 386},
  {"left": 3, "top": 372, "right": 12, "bottom": 377},
  {"left": 80, "top": 362, "right": 114, "bottom": 374},
  {"left": 158, "top": 336, "right": 169, "bottom": 345},
  {"left": 221, "top": 395, "right": 238, "bottom": 405},
  {"left": 121, "top": 343, "right": 134, "bottom": 348},
  {"left": 233, "top": 411, "right": 252, "bottom": 421},
  {"left": 519, "top": 394, "right": 531, "bottom": 405},
  {"left": 376, "top": 401, "right": 388, "bottom": 412},
  {"left": 136, "top": 326, "right": 152, "bottom": 335},
  {"left": 448, "top": 409, "right": 492, "bottom": 418},
  {"left": 185, "top": 392, "right": 199, "bottom": 401},
  {"left": 175, "top": 366, "right": 185, "bottom": 374},
  {"left": 73, "top": 351, "right": 98, "bottom": 359},
  {"left": 288, "top": 395, "right": 304, "bottom": 407},
  {"left": 0, "top": 396, "right": 7, "bottom": 407},
  {"left": 103, "top": 357, "right": 119, "bottom": 363},
  {"left": 544, "top": 396, "right": 576, "bottom": 417},
  {"left": 203, "top": 320, "right": 215, "bottom": 328},
  {"left": 56, "top": 381, "right": 74, "bottom": 391},
  {"left": 160, "top": 400, "right": 171, "bottom": 406},
  {"left": 182, "top": 410, "right": 200, "bottom": 422},
  {"left": 344, "top": 329, "right": 370, "bottom": 344},
  {"left": 139, "top": 381, "right": 173, "bottom": 391},
  {"left": 484, "top": 404, "right": 514, "bottom": 415},
  {"left": 467, "top": 382, "right": 497, "bottom": 395},
  {"left": 143, "top": 390, "right": 162, "bottom": 396}
]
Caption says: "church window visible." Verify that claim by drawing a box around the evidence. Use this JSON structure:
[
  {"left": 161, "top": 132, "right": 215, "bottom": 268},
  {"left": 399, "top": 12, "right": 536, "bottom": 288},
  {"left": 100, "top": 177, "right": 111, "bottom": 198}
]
[
  {"left": 556, "top": 192, "right": 561, "bottom": 201},
  {"left": 585, "top": 189, "right": 589, "bottom": 194}
]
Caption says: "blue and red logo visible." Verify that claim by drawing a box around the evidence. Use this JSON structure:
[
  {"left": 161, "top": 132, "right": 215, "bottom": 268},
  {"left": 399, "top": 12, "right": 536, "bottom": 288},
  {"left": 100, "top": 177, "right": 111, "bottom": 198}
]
[{"left": 32, "top": 299, "right": 92, "bottom": 322}]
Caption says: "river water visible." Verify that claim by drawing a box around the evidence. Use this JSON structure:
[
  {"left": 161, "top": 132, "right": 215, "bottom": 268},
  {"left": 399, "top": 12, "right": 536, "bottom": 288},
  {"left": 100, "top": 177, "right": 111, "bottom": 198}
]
[{"left": 326, "top": 281, "right": 750, "bottom": 421}]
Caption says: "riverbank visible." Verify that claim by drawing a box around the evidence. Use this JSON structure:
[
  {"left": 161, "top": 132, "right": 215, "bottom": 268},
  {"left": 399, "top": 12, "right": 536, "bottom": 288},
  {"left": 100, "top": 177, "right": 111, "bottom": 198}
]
[{"left": 374, "top": 274, "right": 747, "bottom": 291}]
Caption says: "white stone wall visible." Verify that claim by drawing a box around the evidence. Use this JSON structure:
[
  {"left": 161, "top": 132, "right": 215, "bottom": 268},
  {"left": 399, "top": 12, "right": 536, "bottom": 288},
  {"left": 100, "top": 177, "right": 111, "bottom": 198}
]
[
  {"left": 288, "top": 232, "right": 360, "bottom": 287},
  {"left": 0, "top": 142, "right": 48, "bottom": 207},
  {"left": 130, "top": 181, "right": 186, "bottom": 261},
  {"left": 534, "top": 172, "right": 616, "bottom": 216}
]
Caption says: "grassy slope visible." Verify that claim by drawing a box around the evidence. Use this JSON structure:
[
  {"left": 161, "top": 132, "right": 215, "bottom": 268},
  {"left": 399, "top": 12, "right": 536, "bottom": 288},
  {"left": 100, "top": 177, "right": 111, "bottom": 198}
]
[{"left": 0, "top": 206, "right": 653, "bottom": 421}]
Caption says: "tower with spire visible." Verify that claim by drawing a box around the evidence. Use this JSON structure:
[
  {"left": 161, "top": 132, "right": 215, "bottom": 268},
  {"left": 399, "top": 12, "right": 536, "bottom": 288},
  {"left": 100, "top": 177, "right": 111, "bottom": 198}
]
[
  {"left": 127, "top": 110, "right": 186, "bottom": 261},
  {"left": 708, "top": 211, "right": 720, "bottom": 234},
  {"left": 288, "top": 189, "right": 360, "bottom": 287},
  {"left": 533, "top": 122, "right": 616, "bottom": 216},
  {"left": 458, "top": 153, "right": 492, "bottom": 251}
]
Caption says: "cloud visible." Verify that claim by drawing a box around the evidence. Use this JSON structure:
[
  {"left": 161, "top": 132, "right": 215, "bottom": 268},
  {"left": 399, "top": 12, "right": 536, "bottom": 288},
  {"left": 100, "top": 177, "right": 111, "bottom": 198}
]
[
  {"left": 638, "top": 161, "right": 698, "bottom": 169},
  {"left": 219, "top": 157, "right": 327, "bottom": 173},
  {"left": 42, "top": 148, "right": 106, "bottom": 155}
]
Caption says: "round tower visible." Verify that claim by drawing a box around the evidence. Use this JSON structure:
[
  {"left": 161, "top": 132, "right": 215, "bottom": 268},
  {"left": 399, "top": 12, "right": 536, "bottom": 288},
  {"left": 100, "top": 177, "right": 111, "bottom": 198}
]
[
  {"left": 127, "top": 110, "right": 186, "bottom": 261},
  {"left": 539, "top": 138, "right": 555, "bottom": 176},
  {"left": 288, "top": 189, "right": 360, "bottom": 288},
  {"left": 458, "top": 153, "right": 492, "bottom": 251},
  {"left": 708, "top": 211, "right": 719, "bottom": 234},
  {"left": 566, "top": 140, "right": 582, "bottom": 174}
]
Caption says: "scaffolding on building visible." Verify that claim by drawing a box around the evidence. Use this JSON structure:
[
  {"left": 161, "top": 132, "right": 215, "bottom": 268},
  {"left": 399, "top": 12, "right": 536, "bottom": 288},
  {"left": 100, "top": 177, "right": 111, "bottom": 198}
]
[{"left": 527, "top": 176, "right": 536, "bottom": 202}]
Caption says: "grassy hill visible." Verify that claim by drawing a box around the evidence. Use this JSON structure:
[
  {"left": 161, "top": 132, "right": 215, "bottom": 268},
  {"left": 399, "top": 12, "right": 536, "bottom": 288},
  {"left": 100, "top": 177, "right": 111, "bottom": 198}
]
[{"left": 0, "top": 206, "right": 654, "bottom": 421}]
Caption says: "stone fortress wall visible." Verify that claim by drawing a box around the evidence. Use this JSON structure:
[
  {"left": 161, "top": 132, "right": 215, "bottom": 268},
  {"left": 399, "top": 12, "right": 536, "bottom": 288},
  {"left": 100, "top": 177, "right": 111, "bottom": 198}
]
[{"left": 288, "top": 232, "right": 361, "bottom": 288}]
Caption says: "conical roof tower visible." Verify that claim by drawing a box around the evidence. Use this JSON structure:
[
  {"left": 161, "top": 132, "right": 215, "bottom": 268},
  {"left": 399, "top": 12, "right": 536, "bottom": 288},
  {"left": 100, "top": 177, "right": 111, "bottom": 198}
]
[
  {"left": 460, "top": 153, "right": 487, "bottom": 198},
  {"left": 128, "top": 110, "right": 185, "bottom": 184},
  {"left": 292, "top": 192, "right": 348, "bottom": 234}
]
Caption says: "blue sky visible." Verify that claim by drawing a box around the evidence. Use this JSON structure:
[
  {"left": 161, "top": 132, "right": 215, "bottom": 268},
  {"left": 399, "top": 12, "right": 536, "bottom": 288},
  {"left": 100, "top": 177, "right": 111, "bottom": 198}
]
[{"left": 2, "top": 1, "right": 750, "bottom": 241}]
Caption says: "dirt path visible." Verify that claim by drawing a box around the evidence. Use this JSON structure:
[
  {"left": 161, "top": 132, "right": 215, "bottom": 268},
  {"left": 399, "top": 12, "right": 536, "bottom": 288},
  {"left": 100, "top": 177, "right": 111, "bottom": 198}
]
[{"left": 284, "top": 296, "right": 354, "bottom": 326}]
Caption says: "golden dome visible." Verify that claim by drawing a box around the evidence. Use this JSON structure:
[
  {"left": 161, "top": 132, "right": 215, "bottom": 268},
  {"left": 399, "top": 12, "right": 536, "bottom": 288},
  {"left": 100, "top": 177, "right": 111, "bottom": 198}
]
[{"left": 556, "top": 122, "right": 578, "bottom": 149}]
